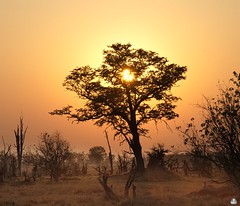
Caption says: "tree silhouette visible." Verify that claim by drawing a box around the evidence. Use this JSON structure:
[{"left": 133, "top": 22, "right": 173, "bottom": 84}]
[
  {"left": 179, "top": 71, "right": 240, "bottom": 187},
  {"left": 146, "top": 143, "right": 169, "bottom": 169},
  {"left": 14, "top": 116, "right": 27, "bottom": 176},
  {"left": 50, "top": 43, "right": 187, "bottom": 172},
  {"left": 88, "top": 146, "right": 106, "bottom": 165},
  {"left": 37, "top": 132, "right": 70, "bottom": 182}
]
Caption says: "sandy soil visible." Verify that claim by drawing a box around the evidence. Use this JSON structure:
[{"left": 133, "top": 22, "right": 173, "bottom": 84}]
[{"left": 0, "top": 170, "right": 238, "bottom": 206}]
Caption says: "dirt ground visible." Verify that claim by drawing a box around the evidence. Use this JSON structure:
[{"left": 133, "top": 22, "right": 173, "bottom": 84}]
[{"left": 0, "top": 169, "right": 238, "bottom": 206}]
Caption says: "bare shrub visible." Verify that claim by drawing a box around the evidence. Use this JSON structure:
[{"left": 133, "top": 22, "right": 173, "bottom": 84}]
[
  {"left": 0, "top": 138, "right": 17, "bottom": 181},
  {"left": 23, "top": 151, "right": 41, "bottom": 180},
  {"left": 37, "top": 132, "right": 71, "bottom": 182},
  {"left": 117, "top": 151, "right": 133, "bottom": 174}
]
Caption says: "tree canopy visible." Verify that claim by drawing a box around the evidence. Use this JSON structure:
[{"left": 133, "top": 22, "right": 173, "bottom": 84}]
[
  {"left": 88, "top": 146, "right": 107, "bottom": 165},
  {"left": 50, "top": 43, "right": 187, "bottom": 171}
]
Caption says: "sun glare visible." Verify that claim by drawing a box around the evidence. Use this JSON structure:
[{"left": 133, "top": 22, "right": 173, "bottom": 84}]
[{"left": 122, "top": 69, "right": 134, "bottom": 82}]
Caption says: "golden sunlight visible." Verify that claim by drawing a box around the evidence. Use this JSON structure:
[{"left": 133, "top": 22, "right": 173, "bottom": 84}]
[{"left": 122, "top": 69, "right": 134, "bottom": 82}]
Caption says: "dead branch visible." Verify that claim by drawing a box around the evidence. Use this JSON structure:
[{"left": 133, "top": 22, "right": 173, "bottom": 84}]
[
  {"left": 124, "top": 169, "right": 136, "bottom": 198},
  {"left": 93, "top": 165, "right": 107, "bottom": 175},
  {"left": 2, "top": 136, "right": 11, "bottom": 156},
  {"left": 98, "top": 175, "right": 118, "bottom": 201},
  {"left": 105, "top": 130, "right": 113, "bottom": 175},
  {"left": 98, "top": 168, "right": 137, "bottom": 202}
]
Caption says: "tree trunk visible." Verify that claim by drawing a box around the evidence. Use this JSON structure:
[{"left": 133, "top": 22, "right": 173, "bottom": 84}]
[
  {"left": 126, "top": 92, "right": 145, "bottom": 172},
  {"left": 131, "top": 133, "right": 145, "bottom": 172},
  {"left": 132, "top": 144, "right": 144, "bottom": 172},
  {"left": 14, "top": 116, "right": 27, "bottom": 177},
  {"left": 18, "top": 159, "right": 21, "bottom": 176}
]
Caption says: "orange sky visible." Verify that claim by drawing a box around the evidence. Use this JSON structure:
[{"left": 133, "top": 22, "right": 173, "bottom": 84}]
[{"left": 1, "top": 0, "right": 240, "bottom": 154}]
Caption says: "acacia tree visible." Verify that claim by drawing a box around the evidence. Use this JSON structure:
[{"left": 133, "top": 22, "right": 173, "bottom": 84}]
[
  {"left": 179, "top": 71, "right": 240, "bottom": 187},
  {"left": 50, "top": 43, "right": 187, "bottom": 172}
]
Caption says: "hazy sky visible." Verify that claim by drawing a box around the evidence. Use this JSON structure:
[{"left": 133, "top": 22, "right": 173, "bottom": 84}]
[{"left": 1, "top": 0, "right": 240, "bottom": 153}]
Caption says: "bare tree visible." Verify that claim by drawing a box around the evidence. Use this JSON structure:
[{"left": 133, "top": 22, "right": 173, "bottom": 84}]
[
  {"left": 105, "top": 130, "right": 113, "bottom": 174},
  {"left": 37, "top": 132, "right": 71, "bottom": 182},
  {"left": 14, "top": 116, "right": 27, "bottom": 176}
]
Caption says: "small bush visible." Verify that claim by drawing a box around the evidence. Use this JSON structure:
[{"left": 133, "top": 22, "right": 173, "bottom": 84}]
[{"left": 146, "top": 144, "right": 168, "bottom": 169}]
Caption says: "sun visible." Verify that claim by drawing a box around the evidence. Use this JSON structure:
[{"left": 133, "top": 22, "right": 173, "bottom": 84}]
[{"left": 122, "top": 69, "right": 134, "bottom": 82}]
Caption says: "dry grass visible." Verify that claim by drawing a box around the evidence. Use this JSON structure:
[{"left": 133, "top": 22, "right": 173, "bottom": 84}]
[{"left": 0, "top": 170, "right": 238, "bottom": 206}]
